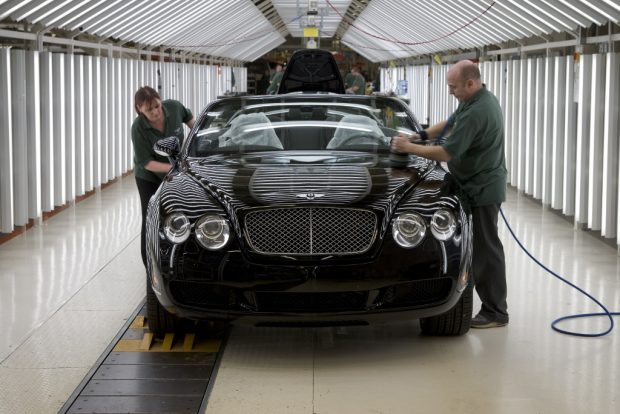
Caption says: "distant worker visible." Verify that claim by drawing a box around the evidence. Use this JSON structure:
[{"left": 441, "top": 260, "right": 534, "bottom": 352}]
[
  {"left": 345, "top": 66, "right": 365, "bottom": 95},
  {"left": 131, "top": 86, "right": 195, "bottom": 269},
  {"left": 267, "top": 63, "right": 284, "bottom": 94},
  {"left": 344, "top": 67, "right": 355, "bottom": 90}
]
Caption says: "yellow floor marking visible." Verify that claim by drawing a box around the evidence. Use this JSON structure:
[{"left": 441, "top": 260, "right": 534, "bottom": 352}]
[
  {"left": 113, "top": 338, "right": 221, "bottom": 352},
  {"left": 162, "top": 333, "right": 175, "bottom": 351},
  {"left": 130, "top": 315, "right": 146, "bottom": 329},
  {"left": 140, "top": 332, "right": 154, "bottom": 351},
  {"left": 183, "top": 333, "right": 195, "bottom": 351}
]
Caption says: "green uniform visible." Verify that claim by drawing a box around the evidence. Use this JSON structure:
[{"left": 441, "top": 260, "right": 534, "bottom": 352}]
[
  {"left": 131, "top": 100, "right": 193, "bottom": 184},
  {"left": 267, "top": 71, "right": 284, "bottom": 94},
  {"left": 352, "top": 73, "right": 366, "bottom": 94},
  {"left": 344, "top": 72, "right": 355, "bottom": 89},
  {"left": 442, "top": 86, "right": 506, "bottom": 207}
]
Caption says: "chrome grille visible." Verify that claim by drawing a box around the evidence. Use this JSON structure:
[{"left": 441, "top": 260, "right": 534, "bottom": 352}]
[{"left": 245, "top": 207, "right": 377, "bottom": 255}]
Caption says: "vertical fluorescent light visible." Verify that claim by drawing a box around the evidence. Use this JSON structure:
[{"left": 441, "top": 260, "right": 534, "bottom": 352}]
[
  {"left": 602, "top": 52, "right": 619, "bottom": 238},
  {"left": 587, "top": 54, "right": 605, "bottom": 231}
]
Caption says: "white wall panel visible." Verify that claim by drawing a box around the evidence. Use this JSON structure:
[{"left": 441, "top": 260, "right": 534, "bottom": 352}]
[
  {"left": 25, "top": 51, "right": 41, "bottom": 220},
  {"left": 407, "top": 65, "right": 429, "bottom": 126},
  {"left": 562, "top": 57, "right": 577, "bottom": 216},
  {"left": 551, "top": 56, "right": 567, "bottom": 210},
  {"left": 52, "top": 53, "right": 66, "bottom": 207},
  {"left": 532, "top": 57, "right": 544, "bottom": 200},
  {"left": 39, "top": 52, "right": 54, "bottom": 212},
  {"left": 587, "top": 54, "right": 606, "bottom": 231},
  {"left": 603, "top": 53, "right": 620, "bottom": 239},
  {"left": 524, "top": 58, "right": 537, "bottom": 195},
  {"left": 209, "top": 65, "right": 218, "bottom": 103},
  {"left": 120, "top": 58, "right": 128, "bottom": 173},
  {"left": 64, "top": 54, "right": 75, "bottom": 201},
  {"left": 0, "top": 49, "right": 14, "bottom": 233},
  {"left": 541, "top": 57, "right": 555, "bottom": 205},
  {"left": 84, "top": 56, "right": 94, "bottom": 192},
  {"left": 93, "top": 57, "right": 101, "bottom": 187},
  {"left": 99, "top": 57, "right": 109, "bottom": 183},
  {"left": 74, "top": 55, "right": 85, "bottom": 196},
  {"left": 113, "top": 58, "right": 122, "bottom": 177},
  {"left": 517, "top": 59, "right": 527, "bottom": 189},
  {"left": 575, "top": 54, "right": 592, "bottom": 225},
  {"left": 10, "top": 50, "right": 28, "bottom": 227},
  {"left": 504, "top": 62, "right": 513, "bottom": 185}
]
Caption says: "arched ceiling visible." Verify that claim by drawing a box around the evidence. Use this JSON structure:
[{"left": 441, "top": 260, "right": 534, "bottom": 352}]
[{"left": 0, "top": 0, "right": 619, "bottom": 62}]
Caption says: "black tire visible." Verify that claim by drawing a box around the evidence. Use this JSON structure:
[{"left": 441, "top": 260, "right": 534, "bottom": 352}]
[
  {"left": 420, "top": 281, "right": 473, "bottom": 336},
  {"left": 146, "top": 279, "right": 181, "bottom": 338}
]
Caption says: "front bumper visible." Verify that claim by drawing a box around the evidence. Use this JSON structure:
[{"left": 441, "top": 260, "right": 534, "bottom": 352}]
[{"left": 148, "top": 235, "right": 468, "bottom": 325}]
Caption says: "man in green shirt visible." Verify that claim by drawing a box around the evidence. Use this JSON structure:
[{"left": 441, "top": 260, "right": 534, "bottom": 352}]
[
  {"left": 344, "top": 68, "right": 355, "bottom": 90},
  {"left": 345, "top": 66, "right": 366, "bottom": 95},
  {"left": 267, "top": 63, "right": 284, "bottom": 94},
  {"left": 391, "top": 60, "right": 508, "bottom": 329}
]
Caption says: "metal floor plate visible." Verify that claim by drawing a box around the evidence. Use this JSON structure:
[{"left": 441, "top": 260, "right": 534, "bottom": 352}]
[{"left": 59, "top": 301, "right": 227, "bottom": 414}]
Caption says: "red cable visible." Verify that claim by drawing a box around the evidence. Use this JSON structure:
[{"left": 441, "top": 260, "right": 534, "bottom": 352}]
[{"left": 326, "top": 0, "right": 497, "bottom": 46}]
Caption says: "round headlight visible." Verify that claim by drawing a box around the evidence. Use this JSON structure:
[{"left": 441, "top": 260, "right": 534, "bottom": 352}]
[
  {"left": 431, "top": 209, "right": 457, "bottom": 241},
  {"left": 164, "top": 213, "right": 191, "bottom": 243},
  {"left": 392, "top": 213, "right": 426, "bottom": 248},
  {"left": 195, "top": 215, "right": 230, "bottom": 250}
]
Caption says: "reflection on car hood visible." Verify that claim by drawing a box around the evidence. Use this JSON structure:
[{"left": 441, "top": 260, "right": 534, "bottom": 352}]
[{"left": 185, "top": 152, "right": 435, "bottom": 208}]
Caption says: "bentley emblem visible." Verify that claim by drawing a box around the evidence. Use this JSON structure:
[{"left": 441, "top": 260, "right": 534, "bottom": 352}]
[{"left": 296, "top": 192, "right": 325, "bottom": 200}]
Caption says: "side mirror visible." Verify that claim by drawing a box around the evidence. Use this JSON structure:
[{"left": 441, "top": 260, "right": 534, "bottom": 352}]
[{"left": 154, "top": 136, "right": 180, "bottom": 158}]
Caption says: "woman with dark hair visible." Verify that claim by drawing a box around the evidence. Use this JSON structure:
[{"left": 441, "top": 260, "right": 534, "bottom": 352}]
[{"left": 131, "top": 86, "right": 195, "bottom": 268}]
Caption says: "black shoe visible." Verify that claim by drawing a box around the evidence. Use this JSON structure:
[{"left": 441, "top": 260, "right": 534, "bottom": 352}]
[{"left": 471, "top": 313, "right": 508, "bottom": 329}]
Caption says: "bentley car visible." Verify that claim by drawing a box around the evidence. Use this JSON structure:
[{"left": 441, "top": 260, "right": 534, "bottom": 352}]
[{"left": 146, "top": 50, "right": 473, "bottom": 337}]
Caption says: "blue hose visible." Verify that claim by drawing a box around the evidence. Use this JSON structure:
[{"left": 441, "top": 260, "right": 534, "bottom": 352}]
[{"left": 499, "top": 208, "right": 619, "bottom": 337}]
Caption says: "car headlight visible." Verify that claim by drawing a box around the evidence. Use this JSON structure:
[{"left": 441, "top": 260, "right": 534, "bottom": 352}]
[
  {"left": 195, "top": 215, "right": 230, "bottom": 250},
  {"left": 163, "top": 213, "right": 191, "bottom": 243},
  {"left": 392, "top": 213, "right": 426, "bottom": 248},
  {"left": 431, "top": 209, "right": 457, "bottom": 241}
]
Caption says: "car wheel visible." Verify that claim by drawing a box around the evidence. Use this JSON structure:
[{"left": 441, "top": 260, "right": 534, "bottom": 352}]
[
  {"left": 146, "top": 279, "right": 182, "bottom": 338},
  {"left": 420, "top": 281, "right": 473, "bottom": 336}
]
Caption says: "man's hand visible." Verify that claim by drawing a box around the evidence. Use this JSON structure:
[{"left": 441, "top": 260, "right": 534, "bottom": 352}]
[{"left": 391, "top": 133, "right": 418, "bottom": 153}]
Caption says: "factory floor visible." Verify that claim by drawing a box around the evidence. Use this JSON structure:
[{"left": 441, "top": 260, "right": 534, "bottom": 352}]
[{"left": 0, "top": 174, "right": 618, "bottom": 414}]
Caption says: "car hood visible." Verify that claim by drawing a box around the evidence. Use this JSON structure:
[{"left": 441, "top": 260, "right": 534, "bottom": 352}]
[{"left": 184, "top": 151, "right": 436, "bottom": 209}]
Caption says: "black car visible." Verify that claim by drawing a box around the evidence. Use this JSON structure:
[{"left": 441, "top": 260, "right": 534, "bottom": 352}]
[{"left": 146, "top": 50, "right": 473, "bottom": 337}]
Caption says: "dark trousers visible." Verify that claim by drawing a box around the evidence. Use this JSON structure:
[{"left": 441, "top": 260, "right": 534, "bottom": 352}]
[
  {"left": 471, "top": 203, "right": 508, "bottom": 322},
  {"left": 135, "top": 177, "right": 161, "bottom": 268}
]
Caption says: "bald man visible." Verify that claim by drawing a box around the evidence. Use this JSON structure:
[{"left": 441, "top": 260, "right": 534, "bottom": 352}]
[{"left": 392, "top": 60, "right": 508, "bottom": 329}]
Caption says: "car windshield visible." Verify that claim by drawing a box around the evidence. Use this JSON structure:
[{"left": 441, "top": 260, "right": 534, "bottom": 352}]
[{"left": 187, "top": 97, "right": 419, "bottom": 156}]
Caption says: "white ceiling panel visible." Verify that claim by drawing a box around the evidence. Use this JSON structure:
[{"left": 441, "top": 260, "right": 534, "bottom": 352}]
[
  {"left": 341, "top": 0, "right": 620, "bottom": 62},
  {"left": 0, "top": 0, "right": 286, "bottom": 61}
]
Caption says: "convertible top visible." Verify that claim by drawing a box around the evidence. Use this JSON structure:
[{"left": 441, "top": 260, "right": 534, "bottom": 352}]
[{"left": 278, "top": 49, "right": 345, "bottom": 94}]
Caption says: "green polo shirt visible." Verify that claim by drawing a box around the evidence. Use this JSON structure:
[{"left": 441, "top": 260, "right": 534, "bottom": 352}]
[
  {"left": 344, "top": 72, "right": 355, "bottom": 88},
  {"left": 267, "top": 71, "right": 284, "bottom": 94},
  {"left": 442, "top": 86, "right": 507, "bottom": 207},
  {"left": 131, "top": 99, "right": 193, "bottom": 184},
  {"left": 352, "top": 73, "right": 366, "bottom": 94}
]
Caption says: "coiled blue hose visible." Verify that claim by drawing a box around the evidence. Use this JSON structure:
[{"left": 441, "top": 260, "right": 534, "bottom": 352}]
[{"left": 499, "top": 208, "right": 619, "bottom": 337}]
